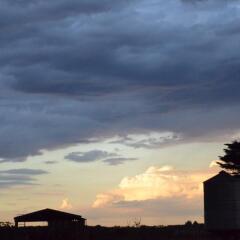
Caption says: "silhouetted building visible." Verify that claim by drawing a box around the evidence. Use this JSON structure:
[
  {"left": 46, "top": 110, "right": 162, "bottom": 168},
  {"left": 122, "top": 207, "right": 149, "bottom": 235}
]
[
  {"left": 204, "top": 171, "right": 240, "bottom": 230},
  {"left": 14, "top": 208, "right": 86, "bottom": 228}
]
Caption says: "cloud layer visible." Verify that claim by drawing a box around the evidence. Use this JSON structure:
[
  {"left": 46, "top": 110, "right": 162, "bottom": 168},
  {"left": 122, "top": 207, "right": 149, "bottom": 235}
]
[
  {"left": 0, "top": 0, "right": 240, "bottom": 161},
  {"left": 0, "top": 168, "right": 48, "bottom": 188},
  {"left": 65, "top": 149, "right": 137, "bottom": 165}
]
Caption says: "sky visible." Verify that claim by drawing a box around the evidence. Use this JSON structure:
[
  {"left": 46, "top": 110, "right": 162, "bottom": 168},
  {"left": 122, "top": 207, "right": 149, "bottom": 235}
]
[{"left": 1, "top": 0, "right": 240, "bottom": 226}]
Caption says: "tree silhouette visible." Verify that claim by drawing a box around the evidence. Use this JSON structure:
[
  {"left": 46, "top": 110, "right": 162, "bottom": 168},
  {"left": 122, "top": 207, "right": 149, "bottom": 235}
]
[{"left": 217, "top": 141, "right": 240, "bottom": 175}]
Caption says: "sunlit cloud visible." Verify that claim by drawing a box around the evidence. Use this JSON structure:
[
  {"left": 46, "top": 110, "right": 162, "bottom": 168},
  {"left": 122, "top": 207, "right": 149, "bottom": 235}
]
[
  {"left": 60, "top": 198, "right": 72, "bottom": 210},
  {"left": 93, "top": 165, "right": 218, "bottom": 208},
  {"left": 209, "top": 160, "right": 219, "bottom": 168},
  {"left": 92, "top": 193, "right": 123, "bottom": 208}
]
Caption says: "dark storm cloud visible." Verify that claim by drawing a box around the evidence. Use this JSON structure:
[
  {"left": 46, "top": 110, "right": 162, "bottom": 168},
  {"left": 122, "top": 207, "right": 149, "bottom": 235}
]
[
  {"left": 0, "top": 0, "right": 132, "bottom": 29},
  {"left": 0, "top": 0, "right": 240, "bottom": 161}
]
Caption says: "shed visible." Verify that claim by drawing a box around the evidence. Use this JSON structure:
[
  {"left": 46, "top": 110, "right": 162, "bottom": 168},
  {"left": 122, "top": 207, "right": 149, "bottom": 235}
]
[
  {"left": 204, "top": 171, "right": 240, "bottom": 230},
  {"left": 14, "top": 208, "right": 86, "bottom": 228}
]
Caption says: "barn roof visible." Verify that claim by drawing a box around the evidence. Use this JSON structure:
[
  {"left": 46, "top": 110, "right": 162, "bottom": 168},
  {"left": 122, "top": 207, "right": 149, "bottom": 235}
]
[{"left": 14, "top": 208, "right": 85, "bottom": 222}]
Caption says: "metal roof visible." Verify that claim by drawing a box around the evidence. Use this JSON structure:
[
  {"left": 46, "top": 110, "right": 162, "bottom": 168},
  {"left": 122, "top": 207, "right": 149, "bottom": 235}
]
[
  {"left": 203, "top": 170, "right": 233, "bottom": 184},
  {"left": 14, "top": 208, "right": 85, "bottom": 222},
  {"left": 204, "top": 170, "right": 240, "bottom": 184}
]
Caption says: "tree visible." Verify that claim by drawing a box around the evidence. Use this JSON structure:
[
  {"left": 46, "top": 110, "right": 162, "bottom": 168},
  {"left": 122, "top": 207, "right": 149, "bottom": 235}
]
[
  {"left": 184, "top": 220, "right": 192, "bottom": 227},
  {"left": 126, "top": 217, "right": 142, "bottom": 227},
  {"left": 217, "top": 141, "right": 240, "bottom": 175},
  {"left": 132, "top": 217, "right": 141, "bottom": 228}
]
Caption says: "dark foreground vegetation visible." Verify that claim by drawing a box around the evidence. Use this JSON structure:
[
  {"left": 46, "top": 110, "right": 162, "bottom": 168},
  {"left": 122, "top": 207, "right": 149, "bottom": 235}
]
[{"left": 0, "top": 223, "right": 239, "bottom": 240}]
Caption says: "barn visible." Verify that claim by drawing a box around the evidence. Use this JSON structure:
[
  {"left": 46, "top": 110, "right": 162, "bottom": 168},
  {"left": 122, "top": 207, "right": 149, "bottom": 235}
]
[
  {"left": 14, "top": 208, "right": 86, "bottom": 228},
  {"left": 204, "top": 171, "right": 240, "bottom": 230}
]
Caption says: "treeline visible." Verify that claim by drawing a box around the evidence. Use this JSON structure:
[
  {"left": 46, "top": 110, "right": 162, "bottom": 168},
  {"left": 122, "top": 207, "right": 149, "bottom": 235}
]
[{"left": 0, "top": 223, "right": 238, "bottom": 240}]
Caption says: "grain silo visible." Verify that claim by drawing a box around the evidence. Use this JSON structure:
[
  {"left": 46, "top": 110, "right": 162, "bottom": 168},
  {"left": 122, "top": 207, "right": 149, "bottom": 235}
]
[{"left": 204, "top": 171, "right": 240, "bottom": 230}]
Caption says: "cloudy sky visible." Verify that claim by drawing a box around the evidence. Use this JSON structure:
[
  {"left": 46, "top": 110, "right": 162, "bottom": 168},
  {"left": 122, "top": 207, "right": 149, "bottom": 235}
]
[{"left": 1, "top": 0, "right": 240, "bottom": 226}]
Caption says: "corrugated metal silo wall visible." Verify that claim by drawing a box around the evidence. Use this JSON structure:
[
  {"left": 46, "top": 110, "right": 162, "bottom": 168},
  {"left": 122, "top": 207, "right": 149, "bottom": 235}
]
[
  {"left": 204, "top": 179, "right": 239, "bottom": 230},
  {"left": 233, "top": 180, "right": 240, "bottom": 228}
]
